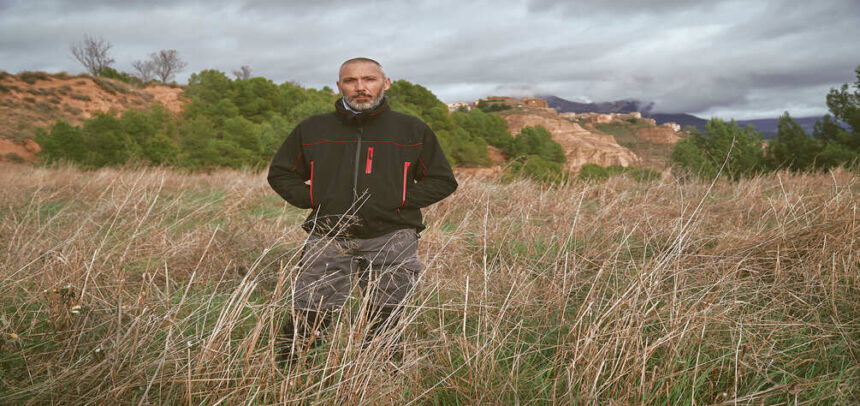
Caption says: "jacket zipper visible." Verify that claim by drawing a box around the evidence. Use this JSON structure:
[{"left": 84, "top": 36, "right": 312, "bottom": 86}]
[
  {"left": 401, "top": 161, "right": 411, "bottom": 207},
  {"left": 353, "top": 128, "right": 362, "bottom": 200},
  {"left": 365, "top": 146, "right": 374, "bottom": 174},
  {"left": 309, "top": 160, "right": 315, "bottom": 207}
]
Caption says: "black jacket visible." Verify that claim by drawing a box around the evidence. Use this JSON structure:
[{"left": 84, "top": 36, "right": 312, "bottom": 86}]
[{"left": 268, "top": 98, "right": 458, "bottom": 238}]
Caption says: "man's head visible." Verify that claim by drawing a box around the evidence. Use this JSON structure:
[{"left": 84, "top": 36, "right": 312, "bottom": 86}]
[{"left": 337, "top": 57, "right": 391, "bottom": 112}]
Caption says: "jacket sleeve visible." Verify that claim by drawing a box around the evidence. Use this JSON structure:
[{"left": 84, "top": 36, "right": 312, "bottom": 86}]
[
  {"left": 267, "top": 125, "right": 312, "bottom": 209},
  {"left": 404, "top": 126, "right": 458, "bottom": 209}
]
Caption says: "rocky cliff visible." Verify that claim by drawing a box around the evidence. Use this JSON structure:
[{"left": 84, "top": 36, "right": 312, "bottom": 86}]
[
  {"left": 501, "top": 109, "right": 642, "bottom": 172},
  {"left": 634, "top": 126, "right": 681, "bottom": 144}
]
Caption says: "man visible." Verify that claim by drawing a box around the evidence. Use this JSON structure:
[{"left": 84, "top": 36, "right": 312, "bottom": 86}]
[{"left": 267, "top": 57, "right": 458, "bottom": 362}]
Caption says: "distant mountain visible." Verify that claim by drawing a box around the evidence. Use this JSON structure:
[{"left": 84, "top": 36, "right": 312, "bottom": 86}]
[
  {"left": 646, "top": 113, "right": 707, "bottom": 130},
  {"left": 647, "top": 115, "right": 825, "bottom": 138},
  {"left": 541, "top": 95, "right": 654, "bottom": 115},
  {"left": 539, "top": 95, "right": 825, "bottom": 137},
  {"left": 735, "top": 116, "right": 821, "bottom": 135}
]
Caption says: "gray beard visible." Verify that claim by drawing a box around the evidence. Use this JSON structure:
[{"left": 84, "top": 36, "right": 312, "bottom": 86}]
[{"left": 345, "top": 89, "right": 385, "bottom": 112}]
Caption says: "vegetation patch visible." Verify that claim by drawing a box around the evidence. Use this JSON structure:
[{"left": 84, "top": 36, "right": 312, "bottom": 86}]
[
  {"left": 34, "top": 101, "right": 55, "bottom": 114},
  {"left": 18, "top": 71, "right": 51, "bottom": 85},
  {"left": 69, "top": 93, "right": 92, "bottom": 101},
  {"left": 577, "top": 163, "right": 661, "bottom": 182},
  {"left": 672, "top": 65, "right": 859, "bottom": 178},
  {"left": 93, "top": 77, "right": 131, "bottom": 94},
  {"left": 62, "top": 104, "right": 83, "bottom": 115},
  {"left": 3, "top": 152, "right": 27, "bottom": 163}
]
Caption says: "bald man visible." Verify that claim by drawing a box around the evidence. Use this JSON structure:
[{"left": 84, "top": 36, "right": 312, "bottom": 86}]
[{"left": 268, "top": 57, "right": 457, "bottom": 363}]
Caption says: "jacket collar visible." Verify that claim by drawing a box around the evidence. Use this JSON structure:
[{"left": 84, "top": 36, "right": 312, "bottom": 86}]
[{"left": 335, "top": 96, "right": 389, "bottom": 124}]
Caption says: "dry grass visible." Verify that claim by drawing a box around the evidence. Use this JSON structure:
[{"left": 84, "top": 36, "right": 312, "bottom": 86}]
[{"left": 0, "top": 164, "right": 857, "bottom": 404}]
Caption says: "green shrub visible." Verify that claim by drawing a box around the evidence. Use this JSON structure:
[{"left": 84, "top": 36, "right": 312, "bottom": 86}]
[
  {"left": 577, "top": 163, "right": 610, "bottom": 181},
  {"left": 577, "top": 164, "right": 660, "bottom": 182},
  {"left": 509, "top": 126, "right": 565, "bottom": 164},
  {"left": 79, "top": 113, "right": 134, "bottom": 167},
  {"left": 452, "top": 109, "right": 514, "bottom": 150},
  {"left": 388, "top": 80, "right": 457, "bottom": 132},
  {"left": 4, "top": 153, "right": 27, "bottom": 163},
  {"left": 35, "top": 106, "right": 181, "bottom": 168},
  {"left": 7, "top": 85, "right": 21, "bottom": 93},
  {"left": 505, "top": 154, "right": 565, "bottom": 183},
  {"left": 141, "top": 133, "right": 180, "bottom": 164},
  {"left": 18, "top": 71, "right": 50, "bottom": 85},
  {"left": 93, "top": 77, "right": 131, "bottom": 94},
  {"left": 63, "top": 105, "right": 83, "bottom": 115},
  {"left": 35, "top": 101, "right": 55, "bottom": 113},
  {"left": 670, "top": 118, "right": 764, "bottom": 180},
  {"left": 26, "top": 88, "right": 50, "bottom": 96},
  {"left": 765, "top": 112, "right": 820, "bottom": 172},
  {"left": 436, "top": 128, "right": 492, "bottom": 167},
  {"left": 476, "top": 99, "right": 511, "bottom": 113},
  {"left": 816, "top": 142, "right": 859, "bottom": 170},
  {"left": 97, "top": 67, "right": 143, "bottom": 86},
  {"left": 35, "top": 121, "right": 87, "bottom": 164}
]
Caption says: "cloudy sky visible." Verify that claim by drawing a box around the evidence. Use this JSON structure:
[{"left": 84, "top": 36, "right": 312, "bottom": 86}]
[{"left": 1, "top": 0, "right": 858, "bottom": 119}]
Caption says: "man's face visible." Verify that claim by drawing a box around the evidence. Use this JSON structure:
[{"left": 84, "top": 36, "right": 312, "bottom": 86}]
[{"left": 337, "top": 61, "right": 391, "bottom": 112}]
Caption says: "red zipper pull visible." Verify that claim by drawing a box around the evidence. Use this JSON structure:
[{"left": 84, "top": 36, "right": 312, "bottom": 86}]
[
  {"left": 365, "top": 146, "right": 374, "bottom": 174},
  {"left": 401, "top": 161, "right": 411, "bottom": 206}
]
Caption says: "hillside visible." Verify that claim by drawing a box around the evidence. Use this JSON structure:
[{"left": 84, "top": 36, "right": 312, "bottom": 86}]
[
  {"left": 501, "top": 109, "right": 640, "bottom": 171},
  {"left": 0, "top": 71, "right": 184, "bottom": 161},
  {"left": 495, "top": 104, "right": 681, "bottom": 171},
  {"left": 1, "top": 73, "right": 680, "bottom": 171}
]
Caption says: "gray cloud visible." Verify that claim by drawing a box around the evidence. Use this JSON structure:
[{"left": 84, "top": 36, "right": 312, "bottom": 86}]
[
  {"left": 1, "top": 0, "right": 857, "bottom": 119},
  {"left": 527, "top": 0, "right": 720, "bottom": 16}
]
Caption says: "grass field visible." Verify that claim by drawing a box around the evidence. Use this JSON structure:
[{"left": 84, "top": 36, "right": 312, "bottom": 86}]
[{"left": 0, "top": 164, "right": 857, "bottom": 404}]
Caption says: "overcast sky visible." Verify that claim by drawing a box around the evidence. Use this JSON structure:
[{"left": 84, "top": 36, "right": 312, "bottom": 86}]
[{"left": 1, "top": 0, "right": 858, "bottom": 119}]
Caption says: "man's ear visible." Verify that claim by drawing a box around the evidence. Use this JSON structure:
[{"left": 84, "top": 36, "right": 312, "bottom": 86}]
[
  {"left": 336, "top": 81, "right": 343, "bottom": 95},
  {"left": 383, "top": 77, "right": 391, "bottom": 91}
]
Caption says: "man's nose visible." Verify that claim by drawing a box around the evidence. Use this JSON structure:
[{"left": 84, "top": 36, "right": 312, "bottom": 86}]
[{"left": 354, "top": 79, "right": 367, "bottom": 91}]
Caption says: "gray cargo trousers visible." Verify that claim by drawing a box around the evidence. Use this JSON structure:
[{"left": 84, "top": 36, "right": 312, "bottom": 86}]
[{"left": 292, "top": 228, "right": 422, "bottom": 312}]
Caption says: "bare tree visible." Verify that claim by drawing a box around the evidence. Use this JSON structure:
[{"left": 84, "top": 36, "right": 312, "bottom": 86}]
[
  {"left": 132, "top": 59, "right": 156, "bottom": 83},
  {"left": 232, "top": 65, "right": 252, "bottom": 80},
  {"left": 70, "top": 34, "right": 115, "bottom": 76},
  {"left": 150, "top": 49, "right": 188, "bottom": 83}
]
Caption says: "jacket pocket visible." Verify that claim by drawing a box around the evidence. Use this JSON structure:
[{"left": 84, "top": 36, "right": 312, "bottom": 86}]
[{"left": 401, "top": 161, "right": 411, "bottom": 207}]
